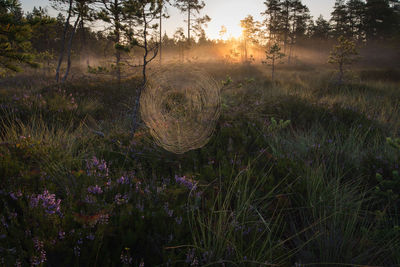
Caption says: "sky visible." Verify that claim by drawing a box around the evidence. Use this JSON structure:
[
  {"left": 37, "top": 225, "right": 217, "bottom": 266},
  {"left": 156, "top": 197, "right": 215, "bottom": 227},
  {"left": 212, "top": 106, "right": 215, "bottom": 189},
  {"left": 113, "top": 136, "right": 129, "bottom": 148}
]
[{"left": 20, "top": 0, "right": 335, "bottom": 40}]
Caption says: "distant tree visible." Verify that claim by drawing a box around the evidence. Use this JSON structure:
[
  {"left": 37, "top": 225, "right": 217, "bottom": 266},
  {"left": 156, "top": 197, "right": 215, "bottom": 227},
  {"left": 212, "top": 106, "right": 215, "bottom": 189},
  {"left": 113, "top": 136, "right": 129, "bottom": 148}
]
[
  {"left": 174, "top": 0, "right": 206, "bottom": 47},
  {"left": 287, "top": 0, "right": 310, "bottom": 62},
  {"left": 75, "top": 0, "right": 96, "bottom": 67},
  {"left": 219, "top": 25, "right": 227, "bottom": 40},
  {"left": 191, "top": 14, "right": 210, "bottom": 39},
  {"left": 347, "top": 0, "right": 365, "bottom": 41},
  {"left": 0, "top": 0, "right": 37, "bottom": 76},
  {"left": 158, "top": 0, "right": 171, "bottom": 65},
  {"left": 26, "top": 7, "right": 58, "bottom": 54},
  {"left": 328, "top": 36, "right": 359, "bottom": 84},
  {"left": 51, "top": 0, "right": 74, "bottom": 83},
  {"left": 240, "top": 15, "right": 259, "bottom": 62},
  {"left": 261, "top": 0, "right": 281, "bottom": 43},
  {"left": 162, "top": 32, "right": 174, "bottom": 48},
  {"left": 262, "top": 42, "right": 285, "bottom": 83},
  {"left": 278, "top": 0, "right": 292, "bottom": 52},
  {"left": 96, "top": 0, "right": 130, "bottom": 84},
  {"left": 311, "top": 15, "right": 330, "bottom": 40},
  {"left": 364, "top": 0, "right": 398, "bottom": 41},
  {"left": 330, "top": 0, "right": 350, "bottom": 38},
  {"left": 173, "top": 27, "right": 186, "bottom": 62}
]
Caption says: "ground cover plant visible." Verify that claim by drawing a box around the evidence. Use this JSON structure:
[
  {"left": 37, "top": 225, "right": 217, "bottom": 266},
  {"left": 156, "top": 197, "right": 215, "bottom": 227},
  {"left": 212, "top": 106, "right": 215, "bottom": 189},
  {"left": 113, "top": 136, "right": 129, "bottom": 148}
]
[{"left": 1, "top": 62, "right": 399, "bottom": 266}]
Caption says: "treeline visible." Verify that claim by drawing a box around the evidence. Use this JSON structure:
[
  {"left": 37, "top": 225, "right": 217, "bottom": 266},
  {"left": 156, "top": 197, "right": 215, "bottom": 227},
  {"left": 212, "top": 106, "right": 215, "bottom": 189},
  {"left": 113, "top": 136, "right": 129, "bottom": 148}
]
[
  {"left": 0, "top": 0, "right": 211, "bottom": 81},
  {"left": 1, "top": 0, "right": 400, "bottom": 79},
  {"left": 262, "top": 0, "right": 400, "bottom": 44},
  {"left": 238, "top": 0, "right": 400, "bottom": 63}
]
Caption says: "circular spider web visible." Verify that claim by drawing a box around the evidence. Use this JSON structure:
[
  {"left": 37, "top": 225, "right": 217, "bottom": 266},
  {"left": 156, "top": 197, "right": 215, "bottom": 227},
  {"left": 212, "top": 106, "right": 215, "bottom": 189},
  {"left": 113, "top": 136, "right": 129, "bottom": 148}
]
[{"left": 140, "top": 66, "right": 221, "bottom": 154}]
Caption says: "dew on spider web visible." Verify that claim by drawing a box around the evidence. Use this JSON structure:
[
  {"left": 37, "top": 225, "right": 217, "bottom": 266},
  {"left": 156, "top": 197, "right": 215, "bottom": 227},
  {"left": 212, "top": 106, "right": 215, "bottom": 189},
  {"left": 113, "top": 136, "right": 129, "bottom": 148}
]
[{"left": 140, "top": 66, "right": 221, "bottom": 154}]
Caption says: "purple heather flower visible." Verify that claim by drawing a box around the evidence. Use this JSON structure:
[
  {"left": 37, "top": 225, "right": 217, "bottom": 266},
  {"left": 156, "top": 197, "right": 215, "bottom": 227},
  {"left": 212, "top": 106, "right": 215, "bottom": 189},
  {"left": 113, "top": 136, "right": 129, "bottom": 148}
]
[
  {"left": 31, "top": 238, "right": 46, "bottom": 266},
  {"left": 135, "top": 181, "right": 142, "bottom": 192},
  {"left": 9, "top": 192, "right": 18, "bottom": 200},
  {"left": 86, "top": 157, "right": 109, "bottom": 177},
  {"left": 164, "top": 202, "right": 174, "bottom": 217},
  {"left": 59, "top": 231, "right": 65, "bottom": 240},
  {"left": 84, "top": 195, "right": 96, "bottom": 204},
  {"left": 114, "top": 194, "right": 129, "bottom": 205},
  {"left": 30, "top": 190, "right": 62, "bottom": 216},
  {"left": 175, "top": 175, "right": 197, "bottom": 191},
  {"left": 175, "top": 216, "right": 182, "bottom": 225},
  {"left": 88, "top": 185, "right": 103, "bottom": 194},
  {"left": 120, "top": 253, "right": 132, "bottom": 265},
  {"left": 117, "top": 176, "right": 130, "bottom": 185}
]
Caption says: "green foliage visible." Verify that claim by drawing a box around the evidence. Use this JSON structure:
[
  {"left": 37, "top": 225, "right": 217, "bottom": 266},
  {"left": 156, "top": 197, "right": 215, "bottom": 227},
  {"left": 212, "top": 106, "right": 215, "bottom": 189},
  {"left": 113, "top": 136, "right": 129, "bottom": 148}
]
[
  {"left": 221, "top": 75, "right": 232, "bottom": 86},
  {"left": 328, "top": 36, "right": 359, "bottom": 83},
  {"left": 262, "top": 42, "right": 285, "bottom": 82},
  {"left": 0, "top": 0, "right": 37, "bottom": 75},
  {"left": 87, "top": 65, "right": 109, "bottom": 74},
  {"left": 267, "top": 117, "right": 291, "bottom": 133}
]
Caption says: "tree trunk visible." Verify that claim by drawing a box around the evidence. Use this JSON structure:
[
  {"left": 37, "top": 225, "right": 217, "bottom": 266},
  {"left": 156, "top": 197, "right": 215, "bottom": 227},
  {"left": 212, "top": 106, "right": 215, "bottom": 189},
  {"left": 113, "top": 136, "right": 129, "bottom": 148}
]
[
  {"left": 244, "top": 39, "right": 247, "bottom": 62},
  {"left": 62, "top": 15, "right": 81, "bottom": 83},
  {"left": 55, "top": 0, "right": 73, "bottom": 83},
  {"left": 114, "top": 0, "right": 121, "bottom": 84},
  {"left": 159, "top": 5, "right": 162, "bottom": 65},
  {"left": 338, "top": 62, "right": 344, "bottom": 84},
  {"left": 187, "top": 1, "right": 190, "bottom": 61},
  {"left": 272, "top": 57, "right": 275, "bottom": 83},
  {"left": 132, "top": 10, "right": 148, "bottom": 135}
]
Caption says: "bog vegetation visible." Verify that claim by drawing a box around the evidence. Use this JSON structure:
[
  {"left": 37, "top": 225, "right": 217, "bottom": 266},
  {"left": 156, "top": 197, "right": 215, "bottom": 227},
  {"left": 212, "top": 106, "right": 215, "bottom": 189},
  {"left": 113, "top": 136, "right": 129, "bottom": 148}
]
[{"left": 1, "top": 0, "right": 400, "bottom": 266}]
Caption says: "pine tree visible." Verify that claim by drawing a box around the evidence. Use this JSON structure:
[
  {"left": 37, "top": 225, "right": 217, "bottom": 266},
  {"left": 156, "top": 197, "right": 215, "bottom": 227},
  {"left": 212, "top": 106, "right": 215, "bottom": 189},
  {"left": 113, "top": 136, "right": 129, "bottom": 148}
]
[
  {"left": 364, "top": 0, "right": 398, "bottom": 41},
  {"left": 328, "top": 35, "right": 359, "bottom": 84},
  {"left": 173, "top": 27, "right": 186, "bottom": 62},
  {"left": 0, "top": 0, "right": 37, "bottom": 76},
  {"left": 240, "top": 15, "right": 258, "bottom": 62},
  {"left": 288, "top": 0, "right": 310, "bottom": 62},
  {"left": 347, "top": 0, "right": 366, "bottom": 41},
  {"left": 330, "top": 0, "right": 350, "bottom": 38},
  {"left": 124, "top": 0, "right": 161, "bottom": 134},
  {"left": 174, "top": 0, "right": 206, "bottom": 47},
  {"left": 158, "top": 0, "right": 171, "bottom": 65},
  {"left": 262, "top": 42, "right": 285, "bottom": 82},
  {"left": 97, "top": 0, "right": 130, "bottom": 84},
  {"left": 261, "top": 0, "right": 281, "bottom": 43},
  {"left": 278, "top": 0, "right": 292, "bottom": 52},
  {"left": 311, "top": 15, "right": 330, "bottom": 40},
  {"left": 26, "top": 7, "right": 58, "bottom": 54}
]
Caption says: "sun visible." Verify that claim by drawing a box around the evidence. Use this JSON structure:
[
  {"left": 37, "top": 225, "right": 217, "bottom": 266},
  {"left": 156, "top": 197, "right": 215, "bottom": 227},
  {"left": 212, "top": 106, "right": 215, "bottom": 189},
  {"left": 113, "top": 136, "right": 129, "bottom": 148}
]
[{"left": 208, "top": 22, "right": 243, "bottom": 40}]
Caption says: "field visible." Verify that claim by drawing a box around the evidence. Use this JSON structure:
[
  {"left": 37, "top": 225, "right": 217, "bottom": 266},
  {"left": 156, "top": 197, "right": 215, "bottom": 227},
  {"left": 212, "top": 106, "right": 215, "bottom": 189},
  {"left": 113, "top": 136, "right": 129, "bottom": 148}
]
[{"left": 1, "top": 61, "right": 399, "bottom": 266}]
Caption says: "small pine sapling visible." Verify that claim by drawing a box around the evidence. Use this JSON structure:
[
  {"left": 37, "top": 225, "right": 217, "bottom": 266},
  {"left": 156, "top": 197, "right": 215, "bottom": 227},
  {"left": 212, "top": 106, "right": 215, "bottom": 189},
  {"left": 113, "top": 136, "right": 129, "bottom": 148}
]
[
  {"left": 328, "top": 36, "right": 359, "bottom": 84},
  {"left": 262, "top": 42, "right": 285, "bottom": 83}
]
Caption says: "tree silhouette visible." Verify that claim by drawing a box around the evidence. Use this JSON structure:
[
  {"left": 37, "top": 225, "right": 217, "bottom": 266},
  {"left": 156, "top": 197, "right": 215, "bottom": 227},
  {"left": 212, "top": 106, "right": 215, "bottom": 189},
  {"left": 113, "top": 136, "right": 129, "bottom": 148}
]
[
  {"left": 240, "top": 15, "right": 259, "bottom": 62},
  {"left": 328, "top": 35, "right": 359, "bottom": 84},
  {"left": 262, "top": 42, "right": 285, "bottom": 82},
  {"left": 174, "top": 0, "right": 207, "bottom": 49}
]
